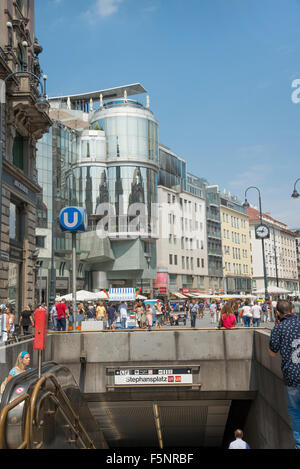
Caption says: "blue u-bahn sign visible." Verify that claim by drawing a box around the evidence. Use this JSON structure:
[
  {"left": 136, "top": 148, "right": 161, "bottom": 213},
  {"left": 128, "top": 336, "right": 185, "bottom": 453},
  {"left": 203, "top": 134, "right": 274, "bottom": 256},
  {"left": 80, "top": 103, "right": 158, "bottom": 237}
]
[{"left": 59, "top": 207, "right": 88, "bottom": 233}]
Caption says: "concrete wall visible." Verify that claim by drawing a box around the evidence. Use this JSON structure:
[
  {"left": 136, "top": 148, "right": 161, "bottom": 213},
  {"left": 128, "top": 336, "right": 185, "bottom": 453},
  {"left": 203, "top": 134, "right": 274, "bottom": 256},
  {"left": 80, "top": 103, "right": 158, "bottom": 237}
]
[
  {"left": 244, "top": 330, "right": 294, "bottom": 449},
  {"left": 49, "top": 329, "right": 256, "bottom": 394},
  {"left": 0, "top": 329, "right": 295, "bottom": 449}
]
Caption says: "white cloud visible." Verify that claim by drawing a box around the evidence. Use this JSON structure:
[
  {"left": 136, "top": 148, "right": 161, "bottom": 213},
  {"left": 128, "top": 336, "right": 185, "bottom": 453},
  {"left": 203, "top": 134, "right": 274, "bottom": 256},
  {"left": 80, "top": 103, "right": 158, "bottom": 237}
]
[{"left": 94, "top": 0, "right": 124, "bottom": 17}]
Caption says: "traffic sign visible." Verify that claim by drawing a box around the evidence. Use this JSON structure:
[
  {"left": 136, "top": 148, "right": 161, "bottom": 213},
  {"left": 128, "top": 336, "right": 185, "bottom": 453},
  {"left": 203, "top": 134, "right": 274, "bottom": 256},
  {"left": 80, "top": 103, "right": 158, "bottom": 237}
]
[{"left": 59, "top": 207, "right": 88, "bottom": 233}]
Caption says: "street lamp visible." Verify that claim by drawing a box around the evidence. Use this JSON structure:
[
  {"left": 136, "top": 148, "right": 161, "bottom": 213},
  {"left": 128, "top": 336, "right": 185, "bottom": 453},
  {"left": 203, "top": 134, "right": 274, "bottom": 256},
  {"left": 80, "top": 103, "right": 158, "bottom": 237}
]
[
  {"left": 0, "top": 70, "right": 49, "bottom": 259},
  {"left": 243, "top": 186, "right": 269, "bottom": 303},
  {"left": 291, "top": 178, "right": 300, "bottom": 199}
]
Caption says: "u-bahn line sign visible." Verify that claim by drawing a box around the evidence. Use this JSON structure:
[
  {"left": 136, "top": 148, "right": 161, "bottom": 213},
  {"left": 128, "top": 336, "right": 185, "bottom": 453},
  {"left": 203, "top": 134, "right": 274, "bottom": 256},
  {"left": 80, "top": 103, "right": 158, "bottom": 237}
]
[{"left": 114, "top": 368, "right": 193, "bottom": 386}]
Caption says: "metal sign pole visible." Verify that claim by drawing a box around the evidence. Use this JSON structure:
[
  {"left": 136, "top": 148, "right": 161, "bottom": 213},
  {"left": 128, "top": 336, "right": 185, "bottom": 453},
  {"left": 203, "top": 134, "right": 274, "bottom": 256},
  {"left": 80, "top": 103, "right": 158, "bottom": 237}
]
[
  {"left": 38, "top": 350, "right": 42, "bottom": 379},
  {"left": 72, "top": 233, "right": 77, "bottom": 331}
]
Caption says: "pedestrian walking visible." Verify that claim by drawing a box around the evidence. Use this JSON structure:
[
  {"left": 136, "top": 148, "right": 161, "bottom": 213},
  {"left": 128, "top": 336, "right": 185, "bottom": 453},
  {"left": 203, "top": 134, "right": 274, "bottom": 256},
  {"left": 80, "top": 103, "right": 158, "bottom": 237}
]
[
  {"left": 20, "top": 306, "right": 34, "bottom": 335},
  {"left": 228, "top": 429, "right": 250, "bottom": 449},
  {"left": 106, "top": 303, "right": 117, "bottom": 330},
  {"left": 154, "top": 302, "right": 163, "bottom": 330},
  {"left": 55, "top": 299, "right": 69, "bottom": 331},
  {"left": 261, "top": 301, "right": 268, "bottom": 322},
  {"left": 293, "top": 298, "right": 300, "bottom": 318},
  {"left": 6, "top": 306, "right": 15, "bottom": 340},
  {"left": 0, "top": 304, "right": 9, "bottom": 344},
  {"left": 210, "top": 302, "right": 217, "bottom": 324},
  {"left": 190, "top": 301, "right": 199, "bottom": 328},
  {"left": 240, "top": 301, "right": 253, "bottom": 327},
  {"left": 199, "top": 302, "right": 204, "bottom": 319},
  {"left": 146, "top": 304, "right": 153, "bottom": 331},
  {"left": 233, "top": 302, "right": 240, "bottom": 325},
  {"left": 119, "top": 302, "right": 128, "bottom": 329},
  {"left": 49, "top": 301, "right": 58, "bottom": 331},
  {"left": 96, "top": 302, "right": 106, "bottom": 321},
  {"left": 269, "top": 300, "right": 300, "bottom": 449},
  {"left": 252, "top": 301, "right": 262, "bottom": 327}
]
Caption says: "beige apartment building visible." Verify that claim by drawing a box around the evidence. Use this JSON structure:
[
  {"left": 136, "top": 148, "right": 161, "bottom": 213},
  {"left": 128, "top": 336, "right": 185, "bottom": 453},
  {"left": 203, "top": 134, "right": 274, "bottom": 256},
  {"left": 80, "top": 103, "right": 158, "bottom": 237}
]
[{"left": 220, "top": 192, "right": 252, "bottom": 294}]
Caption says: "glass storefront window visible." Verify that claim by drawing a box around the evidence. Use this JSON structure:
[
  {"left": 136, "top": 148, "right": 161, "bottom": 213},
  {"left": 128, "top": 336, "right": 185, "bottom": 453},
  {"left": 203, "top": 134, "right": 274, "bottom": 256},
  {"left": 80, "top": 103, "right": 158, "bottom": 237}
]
[{"left": 8, "top": 263, "right": 20, "bottom": 313}]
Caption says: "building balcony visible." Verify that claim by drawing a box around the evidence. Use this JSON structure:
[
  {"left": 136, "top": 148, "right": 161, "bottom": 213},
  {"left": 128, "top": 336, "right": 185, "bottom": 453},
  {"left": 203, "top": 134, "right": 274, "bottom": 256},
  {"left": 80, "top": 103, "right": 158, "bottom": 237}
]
[
  {"left": 208, "top": 248, "right": 223, "bottom": 257},
  {"left": 207, "top": 231, "right": 222, "bottom": 240}
]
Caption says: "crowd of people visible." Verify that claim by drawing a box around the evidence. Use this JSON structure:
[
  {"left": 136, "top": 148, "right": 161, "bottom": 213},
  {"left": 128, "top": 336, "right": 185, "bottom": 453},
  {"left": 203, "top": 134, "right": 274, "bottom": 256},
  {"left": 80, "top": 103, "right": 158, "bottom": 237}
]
[
  {"left": 0, "top": 297, "right": 299, "bottom": 338},
  {"left": 1, "top": 297, "right": 300, "bottom": 449}
]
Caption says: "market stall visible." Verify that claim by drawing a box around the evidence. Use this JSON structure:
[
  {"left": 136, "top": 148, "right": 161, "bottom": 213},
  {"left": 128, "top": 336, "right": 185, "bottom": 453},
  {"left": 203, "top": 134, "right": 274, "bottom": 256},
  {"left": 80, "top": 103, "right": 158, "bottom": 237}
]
[{"left": 108, "top": 288, "right": 138, "bottom": 329}]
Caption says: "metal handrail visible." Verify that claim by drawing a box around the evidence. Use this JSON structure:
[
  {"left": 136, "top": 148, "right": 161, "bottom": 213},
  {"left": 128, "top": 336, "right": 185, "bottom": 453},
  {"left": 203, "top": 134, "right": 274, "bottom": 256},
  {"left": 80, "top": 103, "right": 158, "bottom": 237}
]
[
  {"left": 0, "top": 372, "right": 96, "bottom": 449},
  {"left": 0, "top": 393, "right": 31, "bottom": 449},
  {"left": 29, "top": 373, "right": 96, "bottom": 449}
]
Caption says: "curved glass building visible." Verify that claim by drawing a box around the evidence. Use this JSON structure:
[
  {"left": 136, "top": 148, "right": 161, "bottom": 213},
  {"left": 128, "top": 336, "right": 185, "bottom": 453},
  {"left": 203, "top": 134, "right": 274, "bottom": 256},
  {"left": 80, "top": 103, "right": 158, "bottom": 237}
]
[{"left": 37, "top": 85, "right": 159, "bottom": 298}]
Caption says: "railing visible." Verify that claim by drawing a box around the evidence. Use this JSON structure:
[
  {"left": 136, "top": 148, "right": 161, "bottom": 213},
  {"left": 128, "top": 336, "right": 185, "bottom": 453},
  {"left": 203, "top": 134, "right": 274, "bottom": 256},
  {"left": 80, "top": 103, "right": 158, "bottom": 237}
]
[
  {"left": 0, "top": 393, "right": 31, "bottom": 449},
  {"left": 0, "top": 373, "right": 96, "bottom": 449}
]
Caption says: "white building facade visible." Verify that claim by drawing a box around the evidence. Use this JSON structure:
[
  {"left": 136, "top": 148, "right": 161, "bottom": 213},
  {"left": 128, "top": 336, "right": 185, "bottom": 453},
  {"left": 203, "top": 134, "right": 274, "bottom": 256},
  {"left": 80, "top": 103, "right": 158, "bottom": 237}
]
[
  {"left": 156, "top": 185, "right": 209, "bottom": 295},
  {"left": 248, "top": 208, "right": 299, "bottom": 295}
]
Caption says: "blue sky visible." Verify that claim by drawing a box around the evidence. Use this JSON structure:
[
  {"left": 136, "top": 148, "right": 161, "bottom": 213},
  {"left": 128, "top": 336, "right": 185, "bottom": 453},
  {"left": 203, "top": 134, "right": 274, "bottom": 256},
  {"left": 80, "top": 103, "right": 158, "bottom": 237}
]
[{"left": 36, "top": 0, "right": 300, "bottom": 227}]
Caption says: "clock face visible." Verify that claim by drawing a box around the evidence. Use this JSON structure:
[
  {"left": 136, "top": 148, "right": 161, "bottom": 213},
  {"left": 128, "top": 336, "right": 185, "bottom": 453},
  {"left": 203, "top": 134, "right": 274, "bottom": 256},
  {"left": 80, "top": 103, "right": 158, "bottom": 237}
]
[{"left": 255, "top": 224, "right": 270, "bottom": 239}]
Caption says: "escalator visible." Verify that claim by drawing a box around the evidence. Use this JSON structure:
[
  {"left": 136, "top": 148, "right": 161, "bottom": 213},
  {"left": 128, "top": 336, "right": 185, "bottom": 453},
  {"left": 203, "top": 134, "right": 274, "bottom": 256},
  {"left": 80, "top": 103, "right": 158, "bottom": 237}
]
[{"left": 0, "top": 362, "right": 108, "bottom": 449}]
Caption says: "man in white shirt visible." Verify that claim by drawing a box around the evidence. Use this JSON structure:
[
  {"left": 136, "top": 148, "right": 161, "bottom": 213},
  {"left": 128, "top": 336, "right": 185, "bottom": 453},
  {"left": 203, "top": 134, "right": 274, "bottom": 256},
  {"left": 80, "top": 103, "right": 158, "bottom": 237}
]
[
  {"left": 210, "top": 302, "right": 217, "bottom": 324},
  {"left": 119, "top": 302, "right": 128, "bottom": 329},
  {"left": 229, "top": 429, "right": 250, "bottom": 449},
  {"left": 252, "top": 301, "right": 262, "bottom": 327}
]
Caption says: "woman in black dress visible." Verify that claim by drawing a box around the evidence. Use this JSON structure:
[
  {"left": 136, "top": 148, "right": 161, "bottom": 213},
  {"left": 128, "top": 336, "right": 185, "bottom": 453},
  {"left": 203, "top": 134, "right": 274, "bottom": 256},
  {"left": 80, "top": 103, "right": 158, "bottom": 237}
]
[{"left": 20, "top": 306, "right": 34, "bottom": 335}]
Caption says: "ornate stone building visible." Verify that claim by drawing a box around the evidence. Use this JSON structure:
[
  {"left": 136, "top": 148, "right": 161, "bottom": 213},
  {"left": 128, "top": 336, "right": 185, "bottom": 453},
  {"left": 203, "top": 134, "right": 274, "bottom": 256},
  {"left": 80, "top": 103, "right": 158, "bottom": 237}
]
[{"left": 0, "top": 0, "right": 51, "bottom": 314}]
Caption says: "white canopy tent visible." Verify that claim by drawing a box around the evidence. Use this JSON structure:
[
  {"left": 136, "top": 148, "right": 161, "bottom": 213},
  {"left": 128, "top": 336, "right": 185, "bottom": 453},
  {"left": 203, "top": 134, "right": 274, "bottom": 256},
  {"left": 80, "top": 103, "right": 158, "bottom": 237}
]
[{"left": 55, "top": 290, "right": 107, "bottom": 302}]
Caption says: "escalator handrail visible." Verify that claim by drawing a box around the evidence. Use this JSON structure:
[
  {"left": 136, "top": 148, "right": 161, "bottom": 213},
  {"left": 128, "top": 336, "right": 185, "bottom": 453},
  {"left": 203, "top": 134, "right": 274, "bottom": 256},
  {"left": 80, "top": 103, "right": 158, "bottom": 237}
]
[
  {"left": 0, "top": 393, "right": 31, "bottom": 449},
  {"left": 29, "top": 373, "right": 96, "bottom": 449}
]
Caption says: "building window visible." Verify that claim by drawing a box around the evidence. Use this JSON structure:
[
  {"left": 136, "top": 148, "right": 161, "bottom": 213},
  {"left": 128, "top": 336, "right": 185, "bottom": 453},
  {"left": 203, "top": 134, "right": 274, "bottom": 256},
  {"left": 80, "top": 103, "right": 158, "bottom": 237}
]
[
  {"left": 9, "top": 202, "right": 23, "bottom": 243},
  {"left": 59, "top": 262, "right": 66, "bottom": 276},
  {"left": 169, "top": 254, "right": 173, "bottom": 265},
  {"left": 174, "top": 255, "right": 178, "bottom": 265},
  {"left": 36, "top": 236, "right": 46, "bottom": 248},
  {"left": 13, "top": 132, "right": 24, "bottom": 170}
]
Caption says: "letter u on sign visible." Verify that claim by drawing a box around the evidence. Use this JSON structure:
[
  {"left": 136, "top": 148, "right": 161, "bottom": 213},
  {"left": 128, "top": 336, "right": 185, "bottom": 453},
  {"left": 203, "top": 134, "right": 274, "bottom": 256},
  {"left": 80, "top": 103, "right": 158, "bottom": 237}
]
[
  {"left": 59, "top": 207, "right": 88, "bottom": 233},
  {"left": 64, "top": 211, "right": 78, "bottom": 229}
]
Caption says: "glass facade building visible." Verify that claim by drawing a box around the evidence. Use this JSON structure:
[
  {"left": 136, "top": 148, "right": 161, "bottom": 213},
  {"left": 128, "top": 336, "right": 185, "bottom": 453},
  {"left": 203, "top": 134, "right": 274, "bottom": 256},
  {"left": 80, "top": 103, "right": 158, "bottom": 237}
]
[
  {"left": 36, "top": 90, "right": 159, "bottom": 300},
  {"left": 159, "top": 145, "right": 187, "bottom": 191}
]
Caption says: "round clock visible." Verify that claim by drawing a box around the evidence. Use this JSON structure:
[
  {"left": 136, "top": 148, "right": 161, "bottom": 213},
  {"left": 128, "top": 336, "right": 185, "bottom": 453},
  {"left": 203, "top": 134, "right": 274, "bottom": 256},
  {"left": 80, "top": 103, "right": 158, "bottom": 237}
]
[{"left": 255, "top": 224, "right": 270, "bottom": 239}]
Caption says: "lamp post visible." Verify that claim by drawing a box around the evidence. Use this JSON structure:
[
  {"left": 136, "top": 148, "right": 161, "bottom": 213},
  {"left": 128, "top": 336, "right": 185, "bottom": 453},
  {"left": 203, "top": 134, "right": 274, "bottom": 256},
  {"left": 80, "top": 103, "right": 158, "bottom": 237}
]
[
  {"left": 291, "top": 178, "right": 300, "bottom": 199},
  {"left": 0, "top": 69, "right": 49, "bottom": 257},
  {"left": 243, "top": 186, "right": 269, "bottom": 303}
]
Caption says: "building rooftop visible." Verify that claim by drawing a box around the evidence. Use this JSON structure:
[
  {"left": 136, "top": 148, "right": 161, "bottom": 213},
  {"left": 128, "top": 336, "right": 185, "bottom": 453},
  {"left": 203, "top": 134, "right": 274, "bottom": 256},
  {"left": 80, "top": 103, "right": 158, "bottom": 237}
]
[
  {"left": 247, "top": 207, "right": 297, "bottom": 236},
  {"left": 49, "top": 83, "right": 147, "bottom": 103}
]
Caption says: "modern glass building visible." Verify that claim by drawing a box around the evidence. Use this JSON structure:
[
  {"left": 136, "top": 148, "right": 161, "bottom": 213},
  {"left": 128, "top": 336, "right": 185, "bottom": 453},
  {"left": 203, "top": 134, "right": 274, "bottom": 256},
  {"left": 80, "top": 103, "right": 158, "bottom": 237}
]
[
  {"left": 36, "top": 84, "right": 159, "bottom": 302},
  {"left": 158, "top": 144, "right": 187, "bottom": 192}
]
